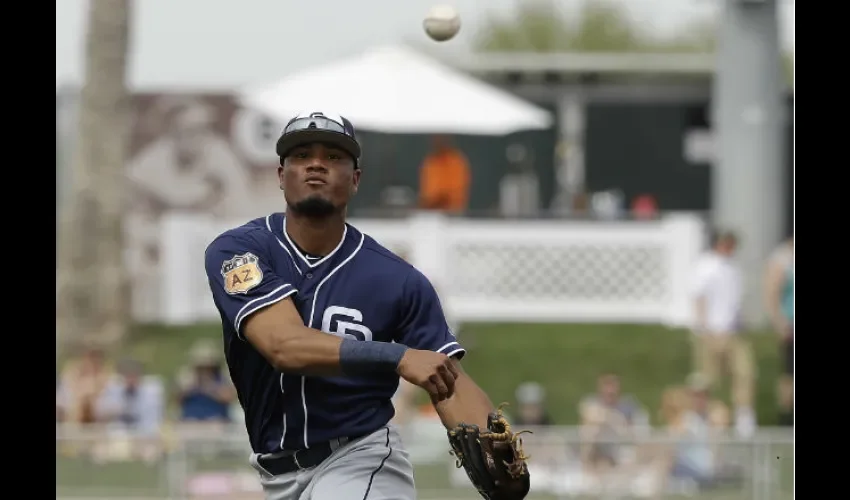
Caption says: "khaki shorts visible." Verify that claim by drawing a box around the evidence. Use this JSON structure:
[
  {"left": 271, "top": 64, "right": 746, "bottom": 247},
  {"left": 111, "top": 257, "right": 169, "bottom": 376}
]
[{"left": 692, "top": 334, "right": 756, "bottom": 408}]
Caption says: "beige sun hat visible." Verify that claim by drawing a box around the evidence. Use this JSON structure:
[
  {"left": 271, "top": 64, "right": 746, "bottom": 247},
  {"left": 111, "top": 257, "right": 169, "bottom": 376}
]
[{"left": 188, "top": 340, "right": 220, "bottom": 367}]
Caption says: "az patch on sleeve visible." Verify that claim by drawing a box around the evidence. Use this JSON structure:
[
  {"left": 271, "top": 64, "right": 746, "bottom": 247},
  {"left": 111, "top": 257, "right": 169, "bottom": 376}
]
[{"left": 221, "top": 252, "right": 264, "bottom": 295}]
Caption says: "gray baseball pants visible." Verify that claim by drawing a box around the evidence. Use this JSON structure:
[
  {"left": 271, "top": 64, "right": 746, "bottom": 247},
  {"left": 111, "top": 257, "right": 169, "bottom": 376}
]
[{"left": 248, "top": 425, "right": 416, "bottom": 500}]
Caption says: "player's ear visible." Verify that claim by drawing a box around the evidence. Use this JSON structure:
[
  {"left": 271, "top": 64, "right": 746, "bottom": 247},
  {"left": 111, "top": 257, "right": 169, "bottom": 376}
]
[
  {"left": 277, "top": 165, "right": 285, "bottom": 191},
  {"left": 351, "top": 167, "right": 361, "bottom": 195}
]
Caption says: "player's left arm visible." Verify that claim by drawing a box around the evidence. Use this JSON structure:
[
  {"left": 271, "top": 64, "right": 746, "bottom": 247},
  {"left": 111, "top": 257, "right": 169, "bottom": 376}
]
[
  {"left": 433, "top": 359, "right": 494, "bottom": 430},
  {"left": 396, "top": 269, "right": 494, "bottom": 430},
  {"left": 398, "top": 270, "right": 531, "bottom": 499}
]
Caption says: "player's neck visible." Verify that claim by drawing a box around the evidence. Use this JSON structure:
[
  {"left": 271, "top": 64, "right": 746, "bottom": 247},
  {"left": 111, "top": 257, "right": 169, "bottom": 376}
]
[{"left": 285, "top": 213, "right": 346, "bottom": 257}]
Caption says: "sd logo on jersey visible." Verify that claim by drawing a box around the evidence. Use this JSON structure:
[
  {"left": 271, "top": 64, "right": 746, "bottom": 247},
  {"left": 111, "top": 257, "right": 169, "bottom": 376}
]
[{"left": 221, "top": 252, "right": 263, "bottom": 295}]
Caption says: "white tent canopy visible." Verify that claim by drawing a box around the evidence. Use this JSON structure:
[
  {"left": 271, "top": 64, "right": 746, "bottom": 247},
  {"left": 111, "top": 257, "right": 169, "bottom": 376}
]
[{"left": 240, "top": 45, "right": 553, "bottom": 136}]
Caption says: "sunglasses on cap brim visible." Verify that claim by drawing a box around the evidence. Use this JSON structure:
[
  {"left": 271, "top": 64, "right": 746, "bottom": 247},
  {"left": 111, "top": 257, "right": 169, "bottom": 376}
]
[{"left": 284, "top": 116, "right": 349, "bottom": 136}]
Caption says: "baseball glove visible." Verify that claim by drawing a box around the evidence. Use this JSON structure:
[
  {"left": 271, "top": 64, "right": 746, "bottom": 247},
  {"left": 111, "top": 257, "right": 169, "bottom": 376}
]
[{"left": 447, "top": 404, "right": 531, "bottom": 500}]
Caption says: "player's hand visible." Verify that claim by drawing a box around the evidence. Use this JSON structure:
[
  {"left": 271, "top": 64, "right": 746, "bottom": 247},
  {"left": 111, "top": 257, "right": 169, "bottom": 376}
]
[{"left": 396, "top": 349, "right": 459, "bottom": 402}]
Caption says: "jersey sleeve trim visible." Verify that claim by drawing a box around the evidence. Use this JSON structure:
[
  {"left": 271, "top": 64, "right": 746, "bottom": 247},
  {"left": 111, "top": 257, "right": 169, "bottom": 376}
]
[
  {"left": 234, "top": 283, "right": 297, "bottom": 340},
  {"left": 435, "top": 341, "right": 466, "bottom": 359}
]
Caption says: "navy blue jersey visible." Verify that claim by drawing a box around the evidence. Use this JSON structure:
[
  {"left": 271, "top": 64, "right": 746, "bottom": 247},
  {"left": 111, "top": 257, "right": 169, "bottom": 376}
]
[{"left": 204, "top": 212, "right": 465, "bottom": 454}]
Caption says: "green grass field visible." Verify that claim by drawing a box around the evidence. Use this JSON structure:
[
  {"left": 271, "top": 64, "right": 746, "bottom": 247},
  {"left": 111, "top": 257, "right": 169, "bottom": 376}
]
[{"left": 121, "top": 322, "right": 785, "bottom": 425}]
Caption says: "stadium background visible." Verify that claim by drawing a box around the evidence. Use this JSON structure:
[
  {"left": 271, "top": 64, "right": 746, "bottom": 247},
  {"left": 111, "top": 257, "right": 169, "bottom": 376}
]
[{"left": 56, "top": 1, "right": 794, "bottom": 499}]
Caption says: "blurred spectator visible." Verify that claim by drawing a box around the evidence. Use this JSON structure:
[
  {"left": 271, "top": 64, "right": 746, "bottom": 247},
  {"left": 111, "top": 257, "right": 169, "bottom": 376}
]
[
  {"left": 571, "top": 191, "right": 590, "bottom": 216},
  {"left": 418, "top": 135, "right": 471, "bottom": 213},
  {"left": 631, "top": 194, "right": 659, "bottom": 220},
  {"left": 578, "top": 373, "right": 648, "bottom": 473},
  {"left": 657, "top": 387, "right": 697, "bottom": 480},
  {"left": 499, "top": 143, "right": 539, "bottom": 217},
  {"left": 127, "top": 96, "right": 251, "bottom": 217},
  {"left": 657, "top": 380, "right": 741, "bottom": 493},
  {"left": 509, "top": 382, "right": 570, "bottom": 479},
  {"left": 57, "top": 346, "right": 114, "bottom": 425},
  {"left": 90, "top": 360, "right": 165, "bottom": 463},
  {"left": 513, "top": 382, "right": 553, "bottom": 426},
  {"left": 765, "top": 236, "right": 794, "bottom": 426},
  {"left": 97, "top": 359, "right": 164, "bottom": 436},
  {"left": 684, "top": 374, "right": 731, "bottom": 431},
  {"left": 691, "top": 230, "right": 755, "bottom": 437},
  {"left": 590, "top": 189, "right": 625, "bottom": 220},
  {"left": 176, "top": 341, "right": 236, "bottom": 422}
]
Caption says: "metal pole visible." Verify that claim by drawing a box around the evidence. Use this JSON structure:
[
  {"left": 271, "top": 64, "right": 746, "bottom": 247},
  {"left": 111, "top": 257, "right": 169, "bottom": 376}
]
[
  {"left": 550, "top": 91, "right": 586, "bottom": 215},
  {"left": 711, "top": 0, "right": 787, "bottom": 326}
]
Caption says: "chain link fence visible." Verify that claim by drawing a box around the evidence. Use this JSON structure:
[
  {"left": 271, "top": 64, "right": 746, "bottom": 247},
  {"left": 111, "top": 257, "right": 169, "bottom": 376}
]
[{"left": 57, "top": 425, "right": 792, "bottom": 500}]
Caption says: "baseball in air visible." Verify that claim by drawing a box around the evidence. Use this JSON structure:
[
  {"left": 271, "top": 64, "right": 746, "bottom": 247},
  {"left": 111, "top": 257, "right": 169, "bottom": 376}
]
[{"left": 424, "top": 5, "right": 461, "bottom": 42}]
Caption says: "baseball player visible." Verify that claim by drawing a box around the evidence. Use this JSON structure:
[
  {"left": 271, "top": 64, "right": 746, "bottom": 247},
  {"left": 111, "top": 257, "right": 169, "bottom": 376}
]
[{"left": 204, "top": 112, "right": 530, "bottom": 500}]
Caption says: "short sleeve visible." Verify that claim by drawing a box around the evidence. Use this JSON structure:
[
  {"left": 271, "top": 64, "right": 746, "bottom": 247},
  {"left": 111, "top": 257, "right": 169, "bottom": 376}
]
[
  {"left": 396, "top": 269, "right": 465, "bottom": 359},
  {"left": 205, "top": 229, "right": 298, "bottom": 340},
  {"left": 691, "top": 256, "right": 714, "bottom": 298}
]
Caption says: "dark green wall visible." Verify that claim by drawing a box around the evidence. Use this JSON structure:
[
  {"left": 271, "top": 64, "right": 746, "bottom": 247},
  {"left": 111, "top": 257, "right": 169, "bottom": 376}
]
[
  {"left": 350, "top": 103, "right": 558, "bottom": 216},
  {"left": 585, "top": 101, "right": 712, "bottom": 211},
  {"left": 585, "top": 97, "right": 793, "bottom": 236}
]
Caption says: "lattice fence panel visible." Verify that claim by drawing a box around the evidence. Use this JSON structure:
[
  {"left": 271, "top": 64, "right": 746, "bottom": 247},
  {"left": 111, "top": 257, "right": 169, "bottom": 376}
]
[
  {"left": 154, "top": 214, "right": 704, "bottom": 325},
  {"left": 447, "top": 242, "right": 667, "bottom": 301}
]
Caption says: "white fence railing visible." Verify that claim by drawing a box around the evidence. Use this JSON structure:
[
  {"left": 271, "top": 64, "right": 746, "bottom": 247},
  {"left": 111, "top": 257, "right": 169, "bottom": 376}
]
[
  {"left": 152, "top": 212, "right": 705, "bottom": 326},
  {"left": 56, "top": 425, "right": 792, "bottom": 500}
]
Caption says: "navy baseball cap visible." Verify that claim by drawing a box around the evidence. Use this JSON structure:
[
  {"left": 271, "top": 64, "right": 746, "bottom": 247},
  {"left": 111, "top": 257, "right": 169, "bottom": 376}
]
[{"left": 276, "top": 112, "right": 361, "bottom": 166}]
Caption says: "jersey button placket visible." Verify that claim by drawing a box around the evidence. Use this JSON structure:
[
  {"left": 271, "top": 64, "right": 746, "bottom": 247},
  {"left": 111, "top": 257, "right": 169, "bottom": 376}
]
[{"left": 306, "top": 273, "right": 313, "bottom": 279}]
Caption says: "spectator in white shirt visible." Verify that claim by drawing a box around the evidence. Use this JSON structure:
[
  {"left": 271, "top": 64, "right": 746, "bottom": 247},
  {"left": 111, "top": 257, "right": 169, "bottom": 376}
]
[{"left": 691, "top": 230, "right": 756, "bottom": 437}]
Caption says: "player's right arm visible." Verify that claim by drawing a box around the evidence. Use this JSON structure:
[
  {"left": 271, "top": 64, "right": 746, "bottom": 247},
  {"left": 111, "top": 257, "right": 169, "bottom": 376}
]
[
  {"left": 242, "top": 299, "right": 347, "bottom": 375},
  {"left": 205, "top": 228, "right": 345, "bottom": 375},
  {"left": 205, "top": 230, "right": 454, "bottom": 385}
]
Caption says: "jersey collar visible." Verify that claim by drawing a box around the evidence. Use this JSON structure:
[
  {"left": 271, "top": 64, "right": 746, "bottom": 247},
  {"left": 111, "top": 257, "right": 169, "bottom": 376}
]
[{"left": 281, "top": 215, "right": 348, "bottom": 270}]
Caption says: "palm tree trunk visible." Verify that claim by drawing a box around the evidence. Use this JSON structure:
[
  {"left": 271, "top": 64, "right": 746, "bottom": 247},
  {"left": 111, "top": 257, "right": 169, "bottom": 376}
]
[{"left": 57, "top": 0, "right": 132, "bottom": 355}]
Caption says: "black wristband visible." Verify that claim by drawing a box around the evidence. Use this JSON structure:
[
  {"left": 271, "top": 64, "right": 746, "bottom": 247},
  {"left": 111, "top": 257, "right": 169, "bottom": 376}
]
[{"left": 339, "top": 339, "right": 409, "bottom": 376}]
